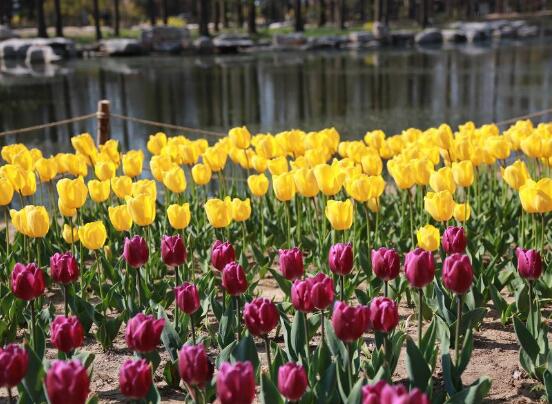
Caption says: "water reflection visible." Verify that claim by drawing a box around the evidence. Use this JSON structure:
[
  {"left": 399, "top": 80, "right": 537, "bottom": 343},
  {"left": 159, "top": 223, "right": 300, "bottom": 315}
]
[{"left": 0, "top": 40, "right": 551, "bottom": 155}]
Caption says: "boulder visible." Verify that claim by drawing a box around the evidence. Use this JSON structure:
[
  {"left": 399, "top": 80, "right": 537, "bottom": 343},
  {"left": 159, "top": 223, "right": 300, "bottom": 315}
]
[
  {"left": 194, "top": 36, "right": 214, "bottom": 53},
  {"left": 457, "top": 22, "right": 491, "bottom": 42},
  {"left": 213, "top": 33, "right": 254, "bottom": 53},
  {"left": 415, "top": 28, "right": 442, "bottom": 45},
  {"left": 26, "top": 45, "right": 61, "bottom": 64},
  {"left": 348, "top": 31, "right": 374, "bottom": 44},
  {"left": 442, "top": 29, "right": 467, "bottom": 43},
  {"left": 0, "top": 37, "right": 75, "bottom": 61},
  {"left": 516, "top": 25, "right": 538, "bottom": 38},
  {"left": 390, "top": 30, "right": 415, "bottom": 46},
  {"left": 0, "top": 25, "right": 17, "bottom": 41},
  {"left": 140, "top": 26, "right": 192, "bottom": 53},
  {"left": 272, "top": 33, "right": 307, "bottom": 47},
  {"left": 372, "top": 21, "right": 390, "bottom": 41},
  {"left": 304, "top": 35, "right": 345, "bottom": 50},
  {"left": 99, "top": 38, "right": 144, "bottom": 56}
]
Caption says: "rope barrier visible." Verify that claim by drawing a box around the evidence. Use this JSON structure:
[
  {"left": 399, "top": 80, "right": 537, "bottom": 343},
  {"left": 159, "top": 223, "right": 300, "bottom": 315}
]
[
  {"left": 494, "top": 107, "right": 552, "bottom": 126},
  {"left": 0, "top": 113, "right": 97, "bottom": 138},
  {"left": 110, "top": 113, "right": 227, "bottom": 138}
]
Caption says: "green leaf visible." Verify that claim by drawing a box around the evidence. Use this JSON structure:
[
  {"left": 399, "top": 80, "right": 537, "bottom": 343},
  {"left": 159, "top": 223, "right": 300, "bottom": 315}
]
[
  {"left": 405, "top": 337, "right": 432, "bottom": 391},
  {"left": 513, "top": 316, "right": 540, "bottom": 362},
  {"left": 260, "top": 372, "right": 284, "bottom": 404},
  {"left": 346, "top": 378, "right": 364, "bottom": 404},
  {"left": 314, "top": 362, "right": 337, "bottom": 403},
  {"left": 544, "top": 370, "right": 552, "bottom": 402},
  {"left": 291, "top": 311, "right": 307, "bottom": 361},
  {"left": 231, "top": 334, "right": 260, "bottom": 374},
  {"left": 19, "top": 344, "right": 46, "bottom": 404},
  {"left": 268, "top": 268, "right": 291, "bottom": 297},
  {"left": 218, "top": 303, "right": 235, "bottom": 348},
  {"left": 163, "top": 360, "right": 180, "bottom": 388},
  {"left": 158, "top": 306, "right": 181, "bottom": 362},
  {"left": 95, "top": 314, "right": 123, "bottom": 350},
  {"left": 145, "top": 381, "right": 161, "bottom": 404},
  {"left": 444, "top": 376, "right": 491, "bottom": 404}
]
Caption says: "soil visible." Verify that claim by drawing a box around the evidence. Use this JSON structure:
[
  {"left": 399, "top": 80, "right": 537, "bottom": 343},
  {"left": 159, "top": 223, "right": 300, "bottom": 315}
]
[{"left": 0, "top": 276, "right": 545, "bottom": 403}]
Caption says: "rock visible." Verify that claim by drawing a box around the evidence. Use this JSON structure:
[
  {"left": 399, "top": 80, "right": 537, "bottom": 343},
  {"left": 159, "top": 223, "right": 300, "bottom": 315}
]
[
  {"left": 348, "top": 31, "right": 374, "bottom": 44},
  {"left": 0, "top": 37, "right": 75, "bottom": 61},
  {"left": 213, "top": 34, "right": 254, "bottom": 53},
  {"left": 194, "top": 36, "right": 214, "bottom": 53},
  {"left": 268, "top": 21, "right": 291, "bottom": 30},
  {"left": 516, "top": 25, "right": 538, "bottom": 38},
  {"left": 372, "top": 21, "right": 390, "bottom": 41},
  {"left": 457, "top": 22, "right": 491, "bottom": 42},
  {"left": 0, "top": 25, "right": 17, "bottom": 41},
  {"left": 390, "top": 30, "right": 415, "bottom": 46},
  {"left": 140, "top": 26, "right": 192, "bottom": 53},
  {"left": 415, "top": 28, "right": 442, "bottom": 45},
  {"left": 99, "top": 38, "right": 144, "bottom": 56},
  {"left": 442, "top": 29, "right": 467, "bottom": 43},
  {"left": 272, "top": 33, "right": 307, "bottom": 47},
  {"left": 303, "top": 35, "right": 346, "bottom": 50}
]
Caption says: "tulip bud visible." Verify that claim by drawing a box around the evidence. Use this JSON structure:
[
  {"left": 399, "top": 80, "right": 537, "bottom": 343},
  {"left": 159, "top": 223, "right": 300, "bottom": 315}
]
[
  {"left": 277, "top": 362, "right": 308, "bottom": 401},
  {"left": 50, "top": 252, "right": 79, "bottom": 284},
  {"left": 50, "top": 316, "right": 84, "bottom": 353},
  {"left": 119, "top": 359, "right": 152, "bottom": 399},
  {"left": 515, "top": 248, "right": 543, "bottom": 280},
  {"left": 291, "top": 279, "right": 315, "bottom": 313},
  {"left": 211, "top": 240, "right": 235, "bottom": 271},
  {"left": 125, "top": 313, "right": 165, "bottom": 353},
  {"left": 216, "top": 361, "right": 256, "bottom": 404},
  {"left": 404, "top": 248, "right": 435, "bottom": 288},
  {"left": 442, "top": 254, "right": 473, "bottom": 295},
  {"left": 221, "top": 262, "right": 248, "bottom": 296},
  {"left": 0, "top": 344, "right": 28, "bottom": 388},
  {"left": 161, "top": 235, "right": 187, "bottom": 267},
  {"left": 179, "top": 344, "right": 214, "bottom": 387},
  {"left": 278, "top": 247, "right": 304, "bottom": 280},
  {"left": 243, "top": 298, "right": 279, "bottom": 337},
  {"left": 368, "top": 297, "right": 399, "bottom": 333},
  {"left": 331, "top": 301, "right": 370, "bottom": 342},
  {"left": 11, "top": 262, "right": 45, "bottom": 301},
  {"left": 362, "top": 381, "right": 429, "bottom": 404},
  {"left": 329, "top": 243, "right": 354, "bottom": 276},
  {"left": 45, "top": 360, "right": 90, "bottom": 404},
  {"left": 442, "top": 226, "right": 467, "bottom": 255},
  {"left": 175, "top": 282, "right": 200, "bottom": 314},
  {"left": 309, "top": 273, "right": 334, "bottom": 310},
  {"left": 371, "top": 248, "right": 400, "bottom": 281},
  {"left": 123, "top": 235, "right": 149, "bottom": 268}
]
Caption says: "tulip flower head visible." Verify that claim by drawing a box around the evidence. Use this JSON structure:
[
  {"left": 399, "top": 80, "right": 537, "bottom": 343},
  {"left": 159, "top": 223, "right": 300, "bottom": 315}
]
[
  {"left": 50, "top": 315, "right": 84, "bottom": 353},
  {"left": 368, "top": 297, "right": 399, "bottom": 333},
  {"left": 0, "top": 344, "right": 28, "bottom": 388},
  {"left": 331, "top": 301, "right": 370, "bottom": 342},
  {"left": 325, "top": 199, "right": 354, "bottom": 231},
  {"left": 125, "top": 313, "right": 165, "bottom": 353},
  {"left": 243, "top": 297, "right": 279, "bottom": 337},
  {"left": 515, "top": 248, "right": 543, "bottom": 280},
  {"left": 179, "top": 344, "right": 214, "bottom": 387},
  {"left": 175, "top": 282, "right": 200, "bottom": 314},
  {"left": 278, "top": 362, "right": 308, "bottom": 401},
  {"left": 404, "top": 248, "right": 435, "bottom": 289},
  {"left": 328, "top": 242, "right": 354, "bottom": 276},
  {"left": 442, "top": 254, "right": 473, "bottom": 295},
  {"left": 204, "top": 197, "right": 233, "bottom": 228},
  {"left": 221, "top": 262, "right": 248, "bottom": 296},
  {"left": 416, "top": 224, "right": 440, "bottom": 252},
  {"left": 123, "top": 235, "right": 149, "bottom": 269},
  {"left": 11, "top": 262, "right": 45, "bottom": 301},
  {"left": 216, "top": 361, "right": 256, "bottom": 404},
  {"left": 119, "top": 359, "right": 152, "bottom": 399},
  {"left": 50, "top": 252, "right": 79, "bottom": 284},
  {"left": 278, "top": 247, "right": 304, "bottom": 281},
  {"left": 78, "top": 221, "right": 107, "bottom": 250},
  {"left": 211, "top": 240, "right": 235, "bottom": 271},
  {"left": 362, "top": 381, "right": 429, "bottom": 404},
  {"left": 442, "top": 226, "right": 467, "bottom": 255},
  {"left": 371, "top": 247, "right": 400, "bottom": 281},
  {"left": 167, "top": 203, "right": 191, "bottom": 230},
  {"left": 45, "top": 360, "right": 90, "bottom": 404},
  {"left": 161, "top": 234, "right": 187, "bottom": 267}
]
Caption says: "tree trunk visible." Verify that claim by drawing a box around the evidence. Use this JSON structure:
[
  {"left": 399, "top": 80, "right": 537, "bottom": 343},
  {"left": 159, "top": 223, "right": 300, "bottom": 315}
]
[
  {"left": 329, "top": 0, "right": 335, "bottom": 22},
  {"left": 199, "top": 0, "right": 210, "bottom": 36},
  {"left": 215, "top": 0, "right": 220, "bottom": 31},
  {"left": 247, "top": 0, "right": 256, "bottom": 34},
  {"left": 338, "top": 0, "right": 345, "bottom": 29},
  {"left": 374, "top": 0, "right": 382, "bottom": 21},
  {"left": 53, "top": 0, "right": 63, "bottom": 36},
  {"left": 294, "top": 0, "right": 303, "bottom": 31},
  {"left": 419, "top": 0, "right": 429, "bottom": 27},
  {"left": 359, "top": 0, "right": 365, "bottom": 22},
  {"left": 148, "top": 0, "right": 156, "bottom": 25},
  {"left": 163, "top": 0, "right": 169, "bottom": 24},
  {"left": 114, "top": 0, "right": 120, "bottom": 36},
  {"left": 36, "top": 0, "right": 48, "bottom": 38},
  {"left": 237, "top": 0, "right": 244, "bottom": 27},
  {"left": 223, "top": 0, "right": 229, "bottom": 28},
  {"left": 92, "top": 0, "right": 102, "bottom": 39},
  {"left": 318, "top": 0, "right": 326, "bottom": 26}
]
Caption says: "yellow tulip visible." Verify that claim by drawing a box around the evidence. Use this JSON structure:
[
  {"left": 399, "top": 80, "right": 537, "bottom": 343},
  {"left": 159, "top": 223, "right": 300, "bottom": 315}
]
[
  {"left": 325, "top": 199, "right": 353, "bottom": 231},
  {"left": 163, "top": 166, "right": 187, "bottom": 193},
  {"left": 62, "top": 224, "right": 79, "bottom": 244},
  {"left": 416, "top": 224, "right": 440, "bottom": 251},
  {"left": 267, "top": 157, "right": 289, "bottom": 175},
  {"left": 360, "top": 153, "right": 383, "bottom": 176},
  {"left": 251, "top": 155, "right": 268, "bottom": 173},
  {"left": 429, "top": 167, "right": 456, "bottom": 193},
  {"left": 20, "top": 171, "right": 36, "bottom": 197},
  {"left": 122, "top": 150, "right": 144, "bottom": 178},
  {"left": 191, "top": 163, "right": 212, "bottom": 185},
  {"left": 108, "top": 205, "right": 133, "bottom": 232},
  {"left": 313, "top": 164, "right": 345, "bottom": 196},
  {"left": 203, "top": 146, "right": 228, "bottom": 172},
  {"left": 35, "top": 157, "right": 58, "bottom": 182},
  {"left": 13, "top": 149, "right": 33, "bottom": 171},
  {"left": 56, "top": 177, "right": 88, "bottom": 209},
  {"left": 346, "top": 175, "right": 371, "bottom": 202},
  {"left": 519, "top": 179, "right": 552, "bottom": 214},
  {"left": 247, "top": 174, "right": 269, "bottom": 197},
  {"left": 365, "top": 175, "right": 386, "bottom": 199},
  {"left": 71, "top": 133, "right": 97, "bottom": 157},
  {"left": 67, "top": 154, "right": 88, "bottom": 177},
  {"left": 387, "top": 160, "right": 415, "bottom": 190},
  {"left": 111, "top": 176, "right": 133, "bottom": 199},
  {"left": 520, "top": 134, "right": 544, "bottom": 158},
  {"left": 150, "top": 155, "right": 174, "bottom": 182},
  {"left": 367, "top": 198, "right": 380, "bottom": 213},
  {"left": 2, "top": 144, "right": 28, "bottom": 164},
  {"left": 167, "top": 203, "right": 191, "bottom": 230},
  {"left": 229, "top": 126, "right": 252, "bottom": 149},
  {"left": 0, "top": 177, "right": 14, "bottom": 205},
  {"left": 424, "top": 191, "right": 455, "bottom": 222},
  {"left": 501, "top": 160, "right": 530, "bottom": 190},
  {"left": 99, "top": 139, "right": 120, "bottom": 164},
  {"left": 485, "top": 136, "right": 511, "bottom": 160},
  {"left": 58, "top": 200, "right": 76, "bottom": 218},
  {"left": 78, "top": 221, "right": 107, "bottom": 250},
  {"left": 411, "top": 158, "right": 434, "bottom": 186},
  {"left": 204, "top": 197, "right": 233, "bottom": 228},
  {"left": 0, "top": 164, "right": 25, "bottom": 191},
  {"left": 11, "top": 205, "right": 50, "bottom": 238},
  {"left": 292, "top": 168, "right": 319, "bottom": 197},
  {"left": 434, "top": 124, "right": 453, "bottom": 150},
  {"left": 305, "top": 148, "right": 329, "bottom": 167},
  {"left": 132, "top": 179, "right": 157, "bottom": 200},
  {"left": 94, "top": 160, "right": 116, "bottom": 181},
  {"left": 272, "top": 172, "right": 296, "bottom": 202},
  {"left": 451, "top": 161, "right": 474, "bottom": 188},
  {"left": 364, "top": 130, "right": 386, "bottom": 150},
  {"left": 88, "top": 179, "right": 111, "bottom": 203},
  {"left": 147, "top": 132, "right": 168, "bottom": 155},
  {"left": 231, "top": 198, "right": 251, "bottom": 222},
  {"left": 126, "top": 194, "right": 156, "bottom": 226},
  {"left": 454, "top": 202, "right": 471, "bottom": 222}
]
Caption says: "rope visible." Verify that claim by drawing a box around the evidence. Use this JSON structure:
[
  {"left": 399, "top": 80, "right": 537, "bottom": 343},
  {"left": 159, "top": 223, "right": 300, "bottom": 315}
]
[
  {"left": 0, "top": 113, "right": 97, "bottom": 138},
  {"left": 494, "top": 107, "right": 552, "bottom": 126},
  {"left": 111, "top": 113, "right": 227, "bottom": 138}
]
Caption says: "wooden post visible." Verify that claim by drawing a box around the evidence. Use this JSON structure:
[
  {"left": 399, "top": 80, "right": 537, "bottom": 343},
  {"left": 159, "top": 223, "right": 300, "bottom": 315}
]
[{"left": 96, "top": 100, "right": 110, "bottom": 145}]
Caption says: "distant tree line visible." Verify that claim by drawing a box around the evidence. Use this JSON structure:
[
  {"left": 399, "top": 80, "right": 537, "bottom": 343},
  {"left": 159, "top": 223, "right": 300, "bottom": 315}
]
[{"left": 0, "top": 0, "right": 550, "bottom": 39}]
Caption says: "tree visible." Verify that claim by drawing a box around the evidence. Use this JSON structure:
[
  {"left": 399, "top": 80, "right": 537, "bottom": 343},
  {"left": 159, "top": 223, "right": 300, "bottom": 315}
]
[
  {"left": 92, "top": 0, "right": 102, "bottom": 40},
  {"left": 54, "top": 0, "right": 63, "bottom": 36},
  {"left": 148, "top": 0, "right": 156, "bottom": 25},
  {"left": 198, "top": 0, "right": 209, "bottom": 36},
  {"left": 162, "top": 0, "right": 169, "bottom": 24},
  {"left": 318, "top": 0, "right": 326, "bottom": 26},
  {"left": 114, "top": 0, "right": 121, "bottom": 36},
  {"left": 36, "top": 0, "right": 48, "bottom": 38},
  {"left": 247, "top": 0, "right": 256, "bottom": 33},
  {"left": 294, "top": 0, "right": 303, "bottom": 31},
  {"left": 237, "top": 0, "right": 244, "bottom": 27},
  {"left": 338, "top": 0, "right": 345, "bottom": 29}
]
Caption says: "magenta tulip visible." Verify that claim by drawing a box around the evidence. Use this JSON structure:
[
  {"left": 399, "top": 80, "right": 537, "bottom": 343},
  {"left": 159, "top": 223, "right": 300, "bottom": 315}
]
[
  {"left": 0, "top": 344, "right": 28, "bottom": 388},
  {"left": 278, "top": 362, "right": 308, "bottom": 401},
  {"left": 371, "top": 247, "right": 400, "bottom": 281},
  {"left": 216, "top": 361, "right": 255, "bottom": 404},
  {"left": 123, "top": 235, "right": 149, "bottom": 268},
  {"left": 11, "top": 262, "right": 45, "bottom": 301},
  {"left": 291, "top": 279, "right": 315, "bottom": 313},
  {"left": 125, "top": 313, "right": 165, "bottom": 353},
  {"left": 178, "top": 344, "right": 214, "bottom": 387},
  {"left": 119, "top": 359, "right": 152, "bottom": 399},
  {"left": 175, "top": 282, "right": 200, "bottom": 314},
  {"left": 515, "top": 248, "right": 543, "bottom": 280},
  {"left": 221, "top": 262, "right": 248, "bottom": 296},
  {"left": 278, "top": 247, "right": 304, "bottom": 280},
  {"left": 161, "top": 235, "right": 187, "bottom": 267},
  {"left": 243, "top": 298, "right": 279, "bottom": 337},
  {"left": 211, "top": 240, "right": 235, "bottom": 271},
  {"left": 368, "top": 297, "right": 399, "bottom": 333},
  {"left": 329, "top": 243, "right": 354, "bottom": 276},
  {"left": 331, "top": 301, "right": 370, "bottom": 342},
  {"left": 442, "top": 254, "right": 473, "bottom": 295},
  {"left": 442, "top": 226, "right": 467, "bottom": 255},
  {"left": 50, "top": 316, "right": 84, "bottom": 353},
  {"left": 362, "top": 381, "right": 429, "bottom": 404},
  {"left": 404, "top": 248, "right": 435, "bottom": 288},
  {"left": 45, "top": 360, "right": 90, "bottom": 404},
  {"left": 50, "top": 252, "right": 79, "bottom": 284},
  {"left": 309, "top": 273, "right": 334, "bottom": 310}
]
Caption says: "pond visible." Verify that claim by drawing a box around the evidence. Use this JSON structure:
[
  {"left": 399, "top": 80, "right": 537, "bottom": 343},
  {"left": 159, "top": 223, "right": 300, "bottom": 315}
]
[{"left": 0, "top": 39, "right": 551, "bottom": 154}]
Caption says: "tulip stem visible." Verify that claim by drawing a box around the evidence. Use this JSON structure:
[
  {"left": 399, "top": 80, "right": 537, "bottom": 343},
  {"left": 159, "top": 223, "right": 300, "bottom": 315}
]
[
  {"left": 4, "top": 207, "right": 9, "bottom": 259},
  {"left": 95, "top": 251, "right": 106, "bottom": 316},
  {"left": 383, "top": 332, "right": 390, "bottom": 380},
  {"left": 77, "top": 209, "right": 85, "bottom": 300},
  {"left": 408, "top": 191, "right": 414, "bottom": 248},
  {"left": 264, "top": 336, "right": 272, "bottom": 376},
  {"left": 260, "top": 197, "right": 265, "bottom": 249},
  {"left": 190, "top": 315, "right": 196, "bottom": 344},
  {"left": 455, "top": 294, "right": 462, "bottom": 367},
  {"left": 340, "top": 275, "right": 345, "bottom": 302},
  {"left": 528, "top": 280, "right": 534, "bottom": 334},
  {"left": 320, "top": 310, "right": 325, "bottom": 347},
  {"left": 365, "top": 206, "right": 371, "bottom": 252},
  {"left": 303, "top": 313, "right": 310, "bottom": 372},
  {"left": 7, "top": 387, "right": 13, "bottom": 404},
  {"left": 417, "top": 288, "right": 423, "bottom": 346},
  {"left": 241, "top": 222, "right": 247, "bottom": 258},
  {"left": 296, "top": 196, "right": 302, "bottom": 246},
  {"left": 235, "top": 296, "right": 241, "bottom": 341},
  {"left": 136, "top": 269, "right": 143, "bottom": 309},
  {"left": 63, "top": 284, "right": 69, "bottom": 316},
  {"left": 384, "top": 281, "right": 388, "bottom": 298},
  {"left": 347, "top": 342, "right": 354, "bottom": 391},
  {"left": 29, "top": 300, "right": 35, "bottom": 350},
  {"left": 541, "top": 214, "right": 545, "bottom": 258},
  {"left": 285, "top": 202, "right": 291, "bottom": 247}
]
